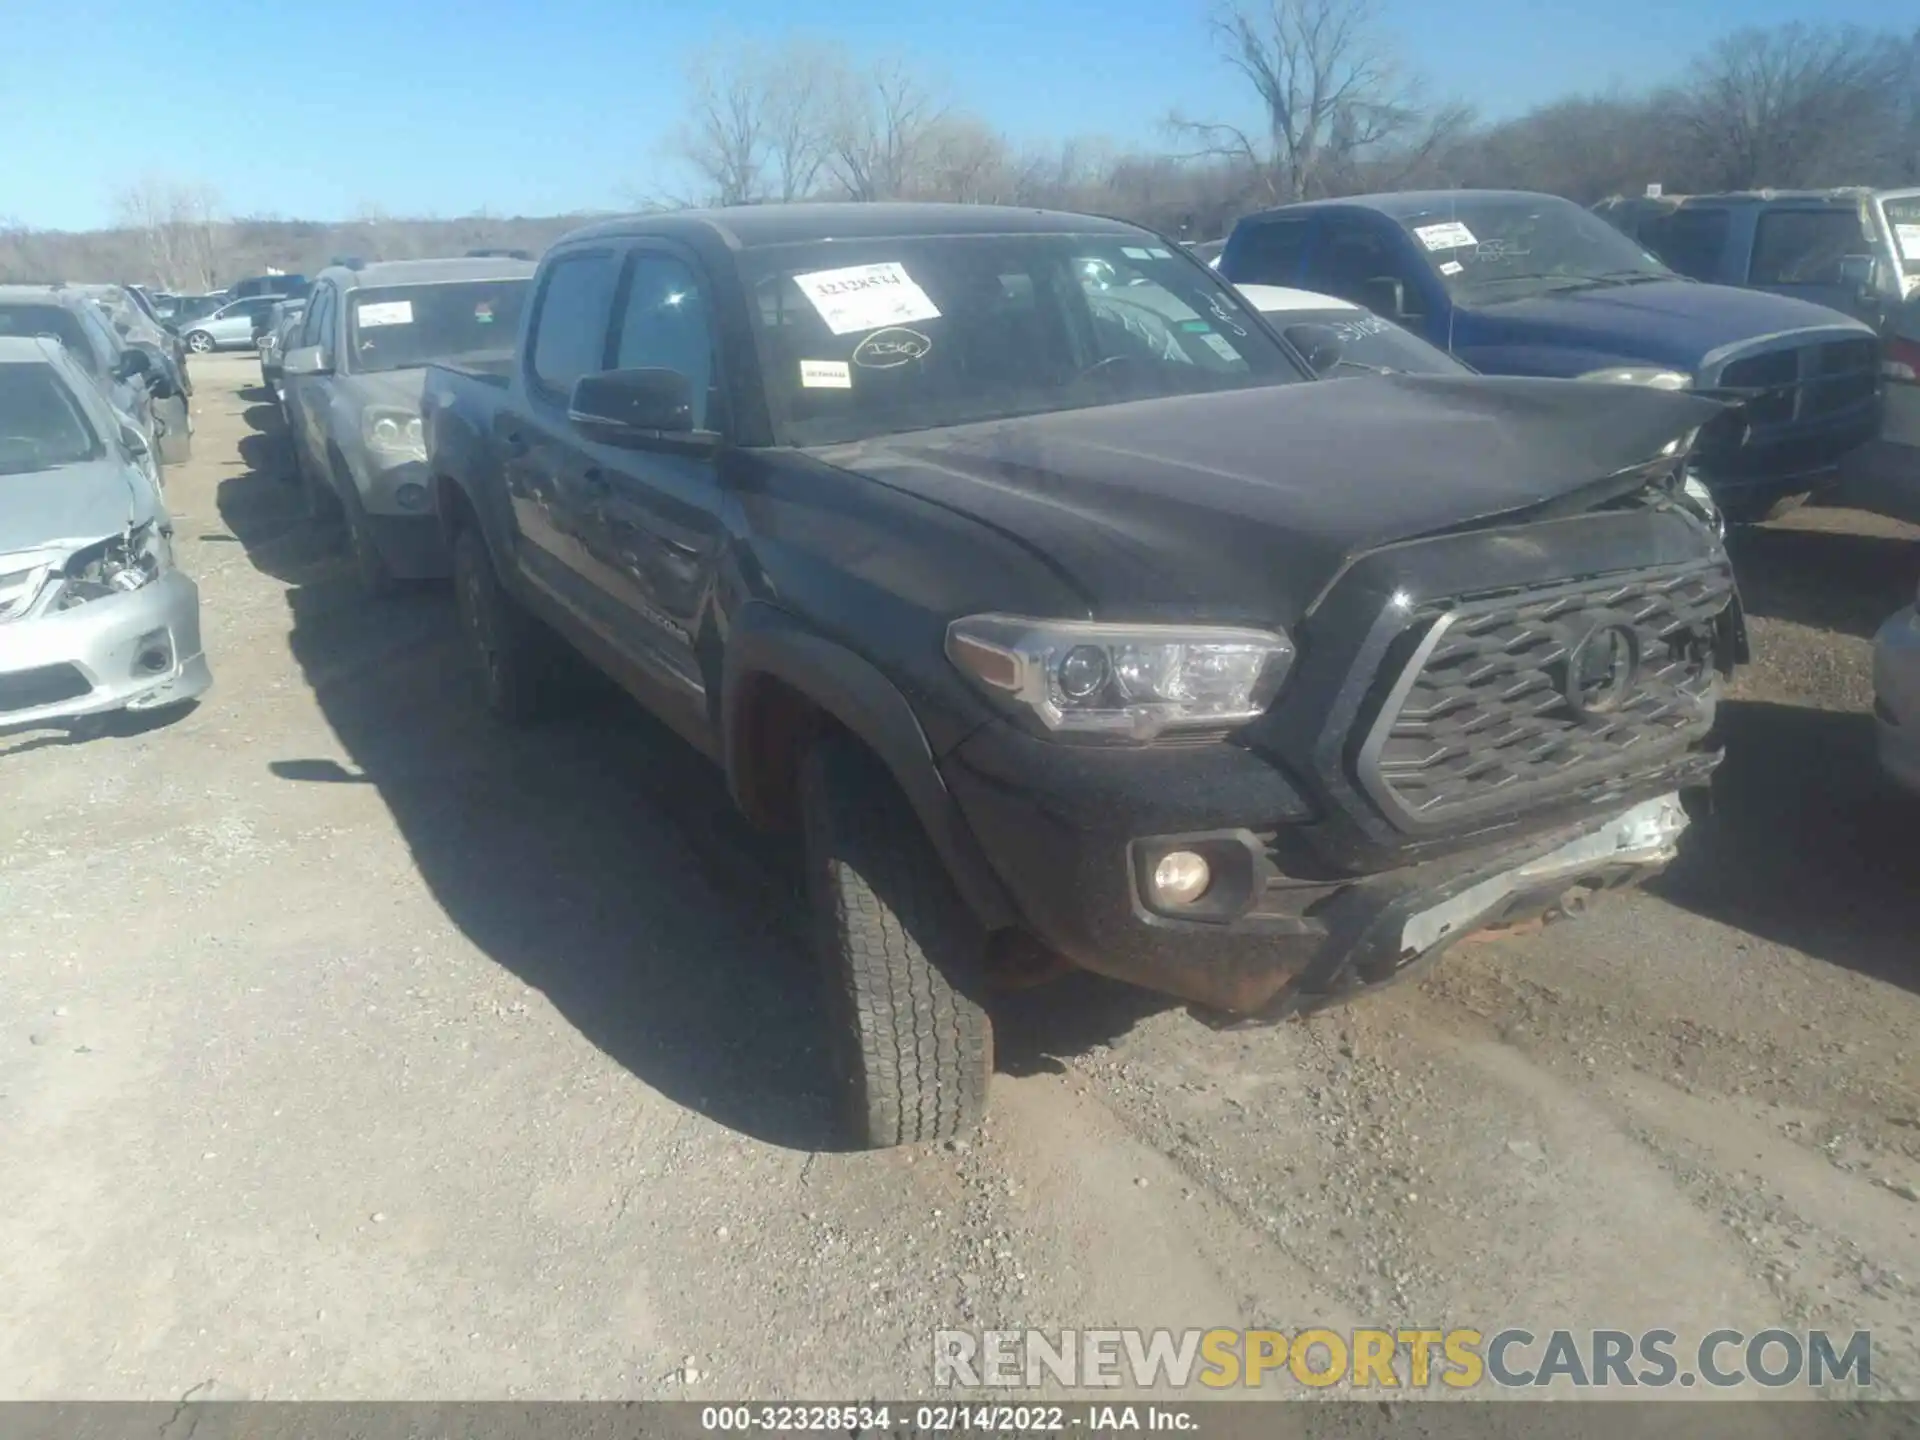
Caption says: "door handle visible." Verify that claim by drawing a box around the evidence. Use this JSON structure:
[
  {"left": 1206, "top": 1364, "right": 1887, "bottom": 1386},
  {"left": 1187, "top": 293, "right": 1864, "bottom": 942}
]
[
  {"left": 580, "top": 466, "right": 610, "bottom": 493},
  {"left": 501, "top": 430, "right": 528, "bottom": 457}
]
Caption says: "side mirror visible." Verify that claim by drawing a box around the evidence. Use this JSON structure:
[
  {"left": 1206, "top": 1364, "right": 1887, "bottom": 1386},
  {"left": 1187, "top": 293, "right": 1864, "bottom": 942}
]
[
  {"left": 114, "top": 348, "right": 151, "bottom": 380},
  {"left": 119, "top": 424, "right": 150, "bottom": 456},
  {"left": 1357, "top": 277, "right": 1408, "bottom": 319},
  {"left": 568, "top": 368, "right": 702, "bottom": 445},
  {"left": 283, "top": 345, "right": 331, "bottom": 378},
  {"left": 1288, "top": 322, "right": 1345, "bottom": 376},
  {"left": 1836, "top": 255, "right": 1876, "bottom": 293}
]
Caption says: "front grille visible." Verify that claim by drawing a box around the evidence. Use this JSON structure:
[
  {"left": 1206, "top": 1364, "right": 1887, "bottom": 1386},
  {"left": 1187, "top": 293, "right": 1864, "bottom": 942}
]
[
  {"left": 1712, "top": 337, "right": 1881, "bottom": 427},
  {"left": 0, "top": 663, "right": 91, "bottom": 714},
  {"left": 1355, "top": 562, "right": 1732, "bottom": 827}
]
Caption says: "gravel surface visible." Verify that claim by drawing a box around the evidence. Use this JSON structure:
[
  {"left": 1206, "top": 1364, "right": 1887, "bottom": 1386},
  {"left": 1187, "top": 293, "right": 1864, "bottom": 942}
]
[{"left": 1, "top": 359, "right": 1916, "bottom": 1401}]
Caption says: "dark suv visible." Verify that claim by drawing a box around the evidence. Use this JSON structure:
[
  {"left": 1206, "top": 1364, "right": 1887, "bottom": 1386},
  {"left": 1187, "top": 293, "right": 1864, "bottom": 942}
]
[{"left": 422, "top": 204, "right": 1745, "bottom": 1147}]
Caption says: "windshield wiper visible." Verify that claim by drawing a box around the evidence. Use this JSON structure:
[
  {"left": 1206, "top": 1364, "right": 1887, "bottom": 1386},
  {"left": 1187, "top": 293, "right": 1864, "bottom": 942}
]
[{"left": 1327, "top": 358, "right": 1398, "bottom": 376}]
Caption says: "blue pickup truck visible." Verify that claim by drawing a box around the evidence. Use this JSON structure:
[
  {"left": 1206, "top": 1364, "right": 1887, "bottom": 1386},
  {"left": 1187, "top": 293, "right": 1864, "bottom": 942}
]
[{"left": 1219, "top": 189, "right": 1884, "bottom": 521}]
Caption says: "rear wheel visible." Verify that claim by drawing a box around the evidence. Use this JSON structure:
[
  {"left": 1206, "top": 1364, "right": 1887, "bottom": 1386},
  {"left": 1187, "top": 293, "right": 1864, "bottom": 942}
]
[
  {"left": 800, "top": 732, "right": 993, "bottom": 1149},
  {"left": 185, "top": 330, "right": 214, "bottom": 354},
  {"left": 452, "top": 524, "right": 553, "bottom": 723}
]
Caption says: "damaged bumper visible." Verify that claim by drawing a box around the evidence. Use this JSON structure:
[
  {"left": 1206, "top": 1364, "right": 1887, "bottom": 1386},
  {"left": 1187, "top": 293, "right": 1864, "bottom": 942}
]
[{"left": 0, "top": 570, "right": 212, "bottom": 732}]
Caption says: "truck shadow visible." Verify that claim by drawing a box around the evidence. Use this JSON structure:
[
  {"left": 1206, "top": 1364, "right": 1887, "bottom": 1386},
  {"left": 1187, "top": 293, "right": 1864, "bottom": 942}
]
[
  {"left": 1651, "top": 698, "right": 1919, "bottom": 997},
  {"left": 213, "top": 404, "right": 1162, "bottom": 1149}
]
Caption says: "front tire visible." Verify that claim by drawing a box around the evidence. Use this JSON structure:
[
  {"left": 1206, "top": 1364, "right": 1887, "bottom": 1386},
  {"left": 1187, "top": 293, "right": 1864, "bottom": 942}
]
[
  {"left": 185, "top": 330, "right": 214, "bottom": 354},
  {"left": 800, "top": 732, "right": 993, "bottom": 1149},
  {"left": 343, "top": 490, "right": 399, "bottom": 599},
  {"left": 451, "top": 524, "right": 552, "bottom": 723}
]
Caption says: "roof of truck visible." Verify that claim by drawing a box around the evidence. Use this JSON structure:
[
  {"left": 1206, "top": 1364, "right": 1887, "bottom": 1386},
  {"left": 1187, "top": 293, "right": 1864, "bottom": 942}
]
[
  {"left": 315, "top": 256, "right": 537, "bottom": 291},
  {"left": 1242, "top": 190, "right": 1569, "bottom": 223},
  {"left": 1599, "top": 187, "right": 1920, "bottom": 209},
  {"left": 562, "top": 203, "right": 1149, "bottom": 251}
]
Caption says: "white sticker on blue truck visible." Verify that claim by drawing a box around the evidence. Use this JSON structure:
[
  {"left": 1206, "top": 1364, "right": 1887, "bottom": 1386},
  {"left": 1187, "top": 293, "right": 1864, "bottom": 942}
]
[{"left": 1412, "top": 221, "right": 1478, "bottom": 252}]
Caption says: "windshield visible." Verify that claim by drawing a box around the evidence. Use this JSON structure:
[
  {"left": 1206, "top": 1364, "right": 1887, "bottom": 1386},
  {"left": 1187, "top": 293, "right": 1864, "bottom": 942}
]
[
  {"left": 344, "top": 279, "right": 531, "bottom": 374},
  {"left": 0, "top": 304, "right": 98, "bottom": 376},
  {"left": 1886, "top": 197, "right": 1920, "bottom": 277},
  {"left": 741, "top": 233, "right": 1305, "bottom": 446},
  {"left": 1394, "top": 195, "right": 1674, "bottom": 303},
  {"left": 1267, "top": 308, "right": 1469, "bottom": 376},
  {"left": 0, "top": 363, "right": 102, "bottom": 475}
]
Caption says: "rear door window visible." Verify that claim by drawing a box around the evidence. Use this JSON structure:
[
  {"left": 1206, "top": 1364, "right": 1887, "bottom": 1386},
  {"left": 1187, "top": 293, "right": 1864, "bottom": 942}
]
[
  {"left": 1638, "top": 208, "right": 1731, "bottom": 281},
  {"left": 1227, "top": 219, "right": 1311, "bottom": 284}
]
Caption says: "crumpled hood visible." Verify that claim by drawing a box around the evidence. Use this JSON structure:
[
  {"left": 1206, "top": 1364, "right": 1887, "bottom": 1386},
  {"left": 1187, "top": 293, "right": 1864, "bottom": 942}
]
[
  {"left": 808, "top": 375, "right": 1725, "bottom": 624},
  {"left": 0, "top": 458, "right": 157, "bottom": 559},
  {"left": 1469, "top": 280, "right": 1873, "bottom": 373},
  {"left": 338, "top": 368, "right": 427, "bottom": 412}
]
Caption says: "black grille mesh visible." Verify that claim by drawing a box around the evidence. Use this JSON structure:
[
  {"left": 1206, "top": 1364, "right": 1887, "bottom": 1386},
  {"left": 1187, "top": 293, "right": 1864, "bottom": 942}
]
[{"left": 1360, "top": 563, "right": 1732, "bottom": 824}]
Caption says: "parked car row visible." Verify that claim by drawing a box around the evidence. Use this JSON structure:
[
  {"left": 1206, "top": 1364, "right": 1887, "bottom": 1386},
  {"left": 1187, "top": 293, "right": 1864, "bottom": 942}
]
[{"left": 407, "top": 201, "right": 1742, "bottom": 1148}]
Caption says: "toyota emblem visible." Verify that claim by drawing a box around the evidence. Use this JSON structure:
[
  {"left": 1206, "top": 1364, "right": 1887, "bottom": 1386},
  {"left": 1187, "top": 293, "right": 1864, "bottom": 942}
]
[{"left": 1563, "top": 624, "right": 1640, "bottom": 717}]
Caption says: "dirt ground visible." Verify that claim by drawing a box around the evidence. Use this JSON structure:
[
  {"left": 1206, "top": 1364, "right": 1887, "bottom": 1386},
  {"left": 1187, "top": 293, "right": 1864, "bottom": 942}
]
[{"left": 2, "top": 358, "right": 1916, "bottom": 1403}]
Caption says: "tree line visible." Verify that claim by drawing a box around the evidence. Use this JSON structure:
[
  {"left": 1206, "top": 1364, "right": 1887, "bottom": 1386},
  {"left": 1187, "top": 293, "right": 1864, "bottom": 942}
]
[{"left": 4, "top": 1, "right": 1916, "bottom": 289}]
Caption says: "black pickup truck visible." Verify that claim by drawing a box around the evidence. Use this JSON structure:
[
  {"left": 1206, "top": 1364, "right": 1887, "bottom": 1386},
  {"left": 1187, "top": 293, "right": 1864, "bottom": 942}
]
[{"left": 422, "top": 203, "right": 1745, "bottom": 1149}]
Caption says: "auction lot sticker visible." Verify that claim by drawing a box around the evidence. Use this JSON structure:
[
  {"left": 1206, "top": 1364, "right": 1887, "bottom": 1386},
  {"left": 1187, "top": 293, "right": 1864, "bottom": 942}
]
[{"left": 792, "top": 263, "right": 942, "bottom": 336}]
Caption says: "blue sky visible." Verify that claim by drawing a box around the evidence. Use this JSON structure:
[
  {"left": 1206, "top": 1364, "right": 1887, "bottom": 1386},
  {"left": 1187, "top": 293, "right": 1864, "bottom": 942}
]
[{"left": 0, "top": 0, "right": 1893, "bottom": 231}]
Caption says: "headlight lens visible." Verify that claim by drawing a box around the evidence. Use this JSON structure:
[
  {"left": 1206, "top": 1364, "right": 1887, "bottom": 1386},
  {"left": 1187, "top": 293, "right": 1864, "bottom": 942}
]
[
  {"left": 1577, "top": 367, "right": 1692, "bottom": 391},
  {"left": 53, "top": 524, "right": 167, "bottom": 610},
  {"left": 945, "top": 614, "right": 1295, "bottom": 739},
  {"left": 363, "top": 408, "right": 426, "bottom": 461}
]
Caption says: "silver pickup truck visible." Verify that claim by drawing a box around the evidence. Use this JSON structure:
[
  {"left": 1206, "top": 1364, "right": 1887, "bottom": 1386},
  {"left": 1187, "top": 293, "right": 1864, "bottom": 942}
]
[{"left": 280, "top": 256, "right": 534, "bottom": 595}]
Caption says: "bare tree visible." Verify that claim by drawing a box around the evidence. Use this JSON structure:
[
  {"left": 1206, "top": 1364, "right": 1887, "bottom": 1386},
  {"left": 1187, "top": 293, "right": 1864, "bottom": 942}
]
[
  {"left": 827, "top": 58, "right": 946, "bottom": 202},
  {"left": 676, "top": 43, "right": 775, "bottom": 206},
  {"left": 112, "top": 177, "right": 222, "bottom": 290},
  {"left": 1171, "top": 0, "right": 1457, "bottom": 205},
  {"left": 1678, "top": 24, "right": 1910, "bottom": 189}
]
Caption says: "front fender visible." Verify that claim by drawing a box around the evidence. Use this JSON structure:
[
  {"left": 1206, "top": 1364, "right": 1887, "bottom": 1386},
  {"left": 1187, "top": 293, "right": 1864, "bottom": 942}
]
[{"left": 723, "top": 601, "right": 1016, "bottom": 930}]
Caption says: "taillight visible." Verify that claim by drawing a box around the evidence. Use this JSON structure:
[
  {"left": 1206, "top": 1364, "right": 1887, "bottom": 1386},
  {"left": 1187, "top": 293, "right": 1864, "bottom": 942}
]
[{"left": 1885, "top": 334, "right": 1920, "bottom": 384}]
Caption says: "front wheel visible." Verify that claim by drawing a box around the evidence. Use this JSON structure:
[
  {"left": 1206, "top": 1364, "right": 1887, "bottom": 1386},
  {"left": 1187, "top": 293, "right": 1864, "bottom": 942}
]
[
  {"left": 800, "top": 732, "right": 993, "bottom": 1149},
  {"left": 185, "top": 330, "right": 215, "bottom": 354},
  {"left": 451, "top": 524, "right": 554, "bottom": 723}
]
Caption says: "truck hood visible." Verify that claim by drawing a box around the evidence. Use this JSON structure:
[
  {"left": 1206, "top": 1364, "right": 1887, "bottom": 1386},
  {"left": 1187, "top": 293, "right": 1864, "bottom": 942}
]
[
  {"left": 1469, "top": 280, "right": 1873, "bottom": 372},
  {"left": 0, "top": 458, "right": 156, "bottom": 558},
  {"left": 808, "top": 376, "right": 1724, "bottom": 624}
]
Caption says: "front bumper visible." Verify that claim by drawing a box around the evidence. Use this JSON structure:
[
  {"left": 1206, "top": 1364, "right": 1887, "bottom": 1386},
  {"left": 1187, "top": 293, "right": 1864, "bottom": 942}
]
[
  {"left": 0, "top": 571, "right": 212, "bottom": 732},
  {"left": 1872, "top": 604, "right": 1920, "bottom": 796},
  {"left": 352, "top": 457, "right": 447, "bottom": 578},
  {"left": 942, "top": 718, "right": 1701, "bottom": 1020},
  {"left": 1696, "top": 395, "right": 1882, "bottom": 497}
]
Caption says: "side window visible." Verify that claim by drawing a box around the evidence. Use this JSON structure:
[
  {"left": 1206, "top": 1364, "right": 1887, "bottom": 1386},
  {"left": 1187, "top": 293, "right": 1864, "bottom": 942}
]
[
  {"left": 1639, "top": 208, "right": 1731, "bottom": 281},
  {"left": 613, "top": 254, "right": 716, "bottom": 430},
  {"left": 1315, "top": 218, "right": 1428, "bottom": 320},
  {"left": 529, "top": 250, "right": 618, "bottom": 397},
  {"left": 1228, "top": 219, "right": 1310, "bottom": 284},
  {"left": 302, "top": 286, "right": 333, "bottom": 349},
  {"left": 1750, "top": 210, "right": 1872, "bottom": 285}
]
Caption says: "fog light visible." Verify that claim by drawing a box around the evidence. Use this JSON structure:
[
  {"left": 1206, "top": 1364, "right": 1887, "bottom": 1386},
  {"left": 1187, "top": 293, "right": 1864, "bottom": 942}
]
[
  {"left": 394, "top": 482, "right": 428, "bottom": 512},
  {"left": 132, "top": 629, "right": 173, "bottom": 675},
  {"left": 1151, "top": 850, "right": 1212, "bottom": 906}
]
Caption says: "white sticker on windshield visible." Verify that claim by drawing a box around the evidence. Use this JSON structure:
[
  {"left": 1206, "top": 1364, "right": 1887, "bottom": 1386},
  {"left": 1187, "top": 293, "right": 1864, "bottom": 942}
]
[
  {"left": 1121, "top": 246, "right": 1154, "bottom": 260},
  {"left": 357, "top": 300, "right": 413, "bottom": 328},
  {"left": 1438, "top": 260, "right": 1465, "bottom": 276},
  {"left": 799, "top": 359, "right": 852, "bottom": 389},
  {"left": 1413, "top": 221, "right": 1478, "bottom": 252},
  {"left": 792, "top": 263, "right": 941, "bottom": 336},
  {"left": 1199, "top": 332, "right": 1240, "bottom": 361},
  {"left": 1148, "top": 247, "right": 1174, "bottom": 259},
  {"left": 1896, "top": 224, "right": 1920, "bottom": 261}
]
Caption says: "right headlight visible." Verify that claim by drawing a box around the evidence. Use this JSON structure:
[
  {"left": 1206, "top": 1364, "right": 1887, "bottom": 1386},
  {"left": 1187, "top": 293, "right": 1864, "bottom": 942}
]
[
  {"left": 362, "top": 407, "right": 426, "bottom": 462},
  {"left": 1577, "top": 366, "right": 1692, "bottom": 390},
  {"left": 945, "top": 614, "right": 1295, "bottom": 740}
]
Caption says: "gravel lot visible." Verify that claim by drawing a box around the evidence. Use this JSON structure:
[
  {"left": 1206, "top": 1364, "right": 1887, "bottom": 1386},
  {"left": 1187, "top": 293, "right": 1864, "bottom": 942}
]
[{"left": 2, "top": 358, "right": 1917, "bottom": 1402}]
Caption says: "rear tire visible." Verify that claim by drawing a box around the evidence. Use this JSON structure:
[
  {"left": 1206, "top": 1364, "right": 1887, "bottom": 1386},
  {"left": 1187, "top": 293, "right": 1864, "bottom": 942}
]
[
  {"left": 185, "top": 330, "right": 214, "bottom": 354},
  {"left": 800, "top": 732, "right": 992, "bottom": 1149},
  {"left": 451, "top": 524, "right": 552, "bottom": 724}
]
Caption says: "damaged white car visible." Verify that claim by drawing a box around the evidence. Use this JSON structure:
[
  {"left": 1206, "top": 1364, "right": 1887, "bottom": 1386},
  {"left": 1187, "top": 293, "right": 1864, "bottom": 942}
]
[{"left": 0, "top": 336, "right": 211, "bottom": 735}]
